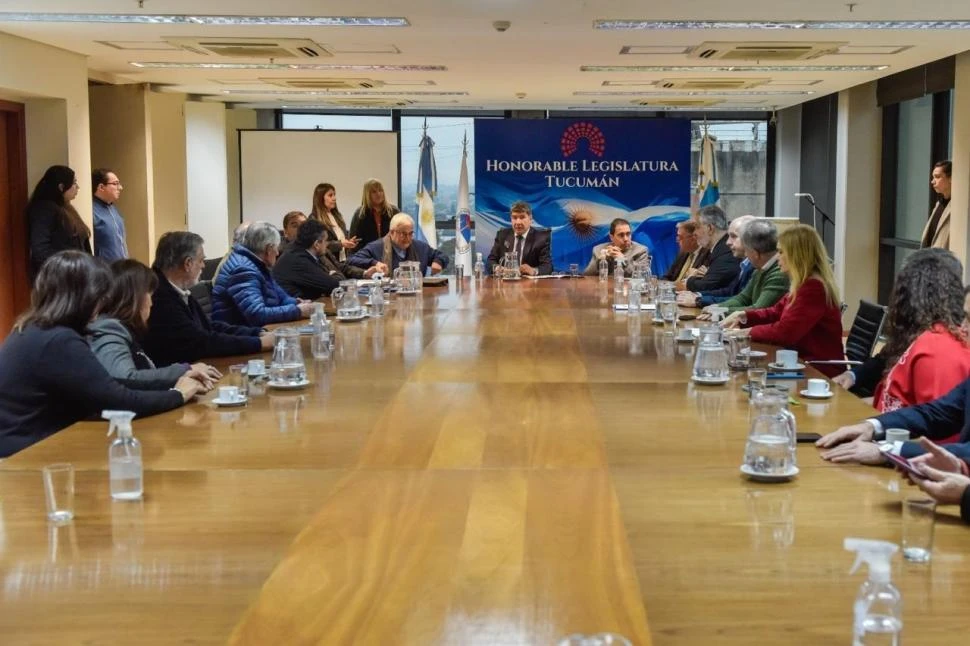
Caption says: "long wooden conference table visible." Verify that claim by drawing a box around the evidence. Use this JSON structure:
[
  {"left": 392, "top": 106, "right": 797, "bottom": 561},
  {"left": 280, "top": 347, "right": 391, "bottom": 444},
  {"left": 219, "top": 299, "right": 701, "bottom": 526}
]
[{"left": 1, "top": 278, "right": 969, "bottom": 645}]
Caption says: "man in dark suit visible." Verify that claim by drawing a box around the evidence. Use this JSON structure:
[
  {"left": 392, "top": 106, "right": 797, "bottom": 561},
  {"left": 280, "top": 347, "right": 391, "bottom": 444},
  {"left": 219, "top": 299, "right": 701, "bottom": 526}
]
[
  {"left": 663, "top": 220, "right": 707, "bottom": 282},
  {"left": 677, "top": 205, "right": 740, "bottom": 293},
  {"left": 144, "top": 231, "right": 273, "bottom": 367},
  {"left": 274, "top": 219, "right": 386, "bottom": 299},
  {"left": 486, "top": 201, "right": 553, "bottom": 276}
]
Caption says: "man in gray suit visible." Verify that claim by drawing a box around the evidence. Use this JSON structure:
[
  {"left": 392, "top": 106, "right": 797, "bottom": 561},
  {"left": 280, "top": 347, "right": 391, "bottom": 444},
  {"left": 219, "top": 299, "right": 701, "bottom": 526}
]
[{"left": 583, "top": 218, "right": 648, "bottom": 276}]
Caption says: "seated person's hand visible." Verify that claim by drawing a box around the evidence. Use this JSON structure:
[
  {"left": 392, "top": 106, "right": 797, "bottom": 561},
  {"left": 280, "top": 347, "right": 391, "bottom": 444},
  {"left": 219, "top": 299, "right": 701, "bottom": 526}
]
[
  {"left": 913, "top": 467, "right": 970, "bottom": 505},
  {"left": 297, "top": 301, "right": 316, "bottom": 318},
  {"left": 721, "top": 311, "right": 744, "bottom": 329},
  {"left": 676, "top": 291, "right": 699, "bottom": 307},
  {"left": 373, "top": 261, "right": 389, "bottom": 274},
  {"left": 430, "top": 262, "right": 443, "bottom": 275},
  {"left": 818, "top": 439, "right": 885, "bottom": 465},
  {"left": 832, "top": 370, "right": 855, "bottom": 390},
  {"left": 174, "top": 375, "right": 206, "bottom": 402},
  {"left": 816, "top": 421, "right": 876, "bottom": 449},
  {"left": 190, "top": 362, "right": 222, "bottom": 381},
  {"left": 259, "top": 331, "right": 275, "bottom": 351},
  {"left": 687, "top": 266, "right": 708, "bottom": 278},
  {"left": 674, "top": 279, "right": 687, "bottom": 292},
  {"left": 908, "top": 437, "right": 964, "bottom": 474},
  {"left": 519, "top": 263, "right": 535, "bottom": 276},
  {"left": 696, "top": 311, "right": 712, "bottom": 321},
  {"left": 342, "top": 237, "right": 359, "bottom": 249},
  {"left": 363, "top": 265, "right": 382, "bottom": 278},
  {"left": 604, "top": 245, "right": 623, "bottom": 259}
]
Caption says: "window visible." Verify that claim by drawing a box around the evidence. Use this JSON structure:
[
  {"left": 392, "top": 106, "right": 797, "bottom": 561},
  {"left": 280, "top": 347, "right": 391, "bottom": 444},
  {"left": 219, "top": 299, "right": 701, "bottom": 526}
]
[
  {"left": 281, "top": 113, "right": 392, "bottom": 131},
  {"left": 690, "top": 120, "right": 769, "bottom": 218}
]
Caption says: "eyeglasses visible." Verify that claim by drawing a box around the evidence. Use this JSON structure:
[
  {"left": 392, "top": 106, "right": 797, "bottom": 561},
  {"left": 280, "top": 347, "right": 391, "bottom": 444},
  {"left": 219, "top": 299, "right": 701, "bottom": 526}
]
[{"left": 393, "top": 230, "right": 415, "bottom": 238}]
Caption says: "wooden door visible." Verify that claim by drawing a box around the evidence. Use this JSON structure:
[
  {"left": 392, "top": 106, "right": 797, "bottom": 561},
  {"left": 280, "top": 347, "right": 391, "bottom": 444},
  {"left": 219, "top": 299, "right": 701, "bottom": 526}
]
[{"left": 0, "top": 99, "right": 29, "bottom": 340}]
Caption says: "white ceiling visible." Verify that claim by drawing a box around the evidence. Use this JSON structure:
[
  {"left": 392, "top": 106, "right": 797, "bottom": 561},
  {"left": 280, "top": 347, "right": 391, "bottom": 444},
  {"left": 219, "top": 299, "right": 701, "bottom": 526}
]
[{"left": 1, "top": 0, "right": 969, "bottom": 111}]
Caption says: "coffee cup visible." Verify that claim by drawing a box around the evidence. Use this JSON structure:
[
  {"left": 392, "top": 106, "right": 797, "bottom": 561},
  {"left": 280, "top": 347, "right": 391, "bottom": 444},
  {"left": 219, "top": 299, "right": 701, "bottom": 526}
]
[
  {"left": 806, "top": 378, "right": 831, "bottom": 396},
  {"left": 247, "top": 359, "right": 266, "bottom": 376},
  {"left": 776, "top": 349, "right": 799, "bottom": 368},
  {"left": 218, "top": 386, "right": 240, "bottom": 402},
  {"left": 885, "top": 428, "right": 910, "bottom": 443}
]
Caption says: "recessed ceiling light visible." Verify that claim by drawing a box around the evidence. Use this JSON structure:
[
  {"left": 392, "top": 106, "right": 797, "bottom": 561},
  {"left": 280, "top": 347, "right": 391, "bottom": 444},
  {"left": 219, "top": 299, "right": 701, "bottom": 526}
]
[
  {"left": 594, "top": 19, "right": 970, "bottom": 30},
  {"left": 220, "top": 90, "right": 468, "bottom": 96},
  {"left": 0, "top": 13, "right": 409, "bottom": 26},
  {"left": 573, "top": 90, "right": 814, "bottom": 96},
  {"left": 130, "top": 62, "right": 445, "bottom": 71},
  {"left": 581, "top": 65, "right": 889, "bottom": 72}
]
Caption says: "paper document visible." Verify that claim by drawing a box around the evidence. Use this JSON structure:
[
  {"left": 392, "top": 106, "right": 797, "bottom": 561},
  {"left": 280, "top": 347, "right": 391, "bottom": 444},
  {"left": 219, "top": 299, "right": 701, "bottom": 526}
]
[{"left": 612, "top": 303, "right": 657, "bottom": 311}]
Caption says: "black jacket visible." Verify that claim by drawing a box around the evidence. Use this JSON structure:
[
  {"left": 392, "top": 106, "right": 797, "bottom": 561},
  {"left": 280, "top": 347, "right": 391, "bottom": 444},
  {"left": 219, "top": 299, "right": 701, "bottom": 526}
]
[
  {"left": 349, "top": 205, "right": 401, "bottom": 248},
  {"left": 0, "top": 324, "right": 182, "bottom": 457},
  {"left": 273, "top": 248, "right": 342, "bottom": 300},
  {"left": 28, "top": 200, "right": 92, "bottom": 276},
  {"left": 143, "top": 269, "right": 263, "bottom": 366},
  {"left": 685, "top": 233, "right": 741, "bottom": 292},
  {"left": 486, "top": 228, "right": 553, "bottom": 275}
]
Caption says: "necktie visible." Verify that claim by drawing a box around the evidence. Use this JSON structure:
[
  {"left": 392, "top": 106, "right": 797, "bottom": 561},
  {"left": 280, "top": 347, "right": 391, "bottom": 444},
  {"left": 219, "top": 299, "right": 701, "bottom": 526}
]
[{"left": 513, "top": 235, "right": 523, "bottom": 260}]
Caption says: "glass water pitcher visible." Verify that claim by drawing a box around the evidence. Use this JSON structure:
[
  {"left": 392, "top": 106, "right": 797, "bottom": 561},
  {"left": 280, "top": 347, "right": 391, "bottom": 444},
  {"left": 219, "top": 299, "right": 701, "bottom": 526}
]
[
  {"left": 691, "top": 325, "right": 729, "bottom": 382},
  {"left": 269, "top": 327, "right": 306, "bottom": 385},
  {"left": 744, "top": 386, "right": 798, "bottom": 475}
]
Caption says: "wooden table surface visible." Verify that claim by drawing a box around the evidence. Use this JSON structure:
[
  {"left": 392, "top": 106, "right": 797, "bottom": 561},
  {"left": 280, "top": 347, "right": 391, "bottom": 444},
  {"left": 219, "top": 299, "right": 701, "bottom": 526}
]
[{"left": 2, "top": 278, "right": 968, "bottom": 645}]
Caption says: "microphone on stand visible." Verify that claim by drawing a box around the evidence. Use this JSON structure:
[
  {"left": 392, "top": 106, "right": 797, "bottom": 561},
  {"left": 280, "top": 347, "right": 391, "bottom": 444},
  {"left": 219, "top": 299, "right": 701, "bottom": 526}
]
[{"left": 795, "top": 192, "right": 818, "bottom": 230}]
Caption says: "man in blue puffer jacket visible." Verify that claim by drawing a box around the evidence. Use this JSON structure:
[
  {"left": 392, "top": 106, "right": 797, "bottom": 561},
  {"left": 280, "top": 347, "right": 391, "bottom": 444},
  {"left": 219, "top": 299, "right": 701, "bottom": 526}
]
[{"left": 212, "top": 221, "right": 315, "bottom": 326}]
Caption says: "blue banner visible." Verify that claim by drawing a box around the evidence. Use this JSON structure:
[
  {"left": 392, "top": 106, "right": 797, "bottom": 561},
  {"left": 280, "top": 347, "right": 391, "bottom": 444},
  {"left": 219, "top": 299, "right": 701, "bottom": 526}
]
[{"left": 473, "top": 119, "right": 691, "bottom": 274}]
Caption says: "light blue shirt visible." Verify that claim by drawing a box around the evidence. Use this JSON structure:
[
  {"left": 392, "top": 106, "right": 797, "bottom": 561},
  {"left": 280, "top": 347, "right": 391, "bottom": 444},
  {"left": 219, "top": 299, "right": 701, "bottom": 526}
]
[{"left": 93, "top": 197, "right": 128, "bottom": 262}]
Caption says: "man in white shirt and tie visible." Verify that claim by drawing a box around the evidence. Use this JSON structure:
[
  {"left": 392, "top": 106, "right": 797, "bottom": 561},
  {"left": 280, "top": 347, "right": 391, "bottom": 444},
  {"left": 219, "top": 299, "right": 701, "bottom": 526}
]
[{"left": 486, "top": 201, "right": 553, "bottom": 276}]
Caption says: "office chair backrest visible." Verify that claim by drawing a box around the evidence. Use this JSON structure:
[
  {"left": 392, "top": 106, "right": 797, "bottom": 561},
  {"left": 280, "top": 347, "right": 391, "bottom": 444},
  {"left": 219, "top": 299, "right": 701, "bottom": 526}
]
[
  {"left": 189, "top": 280, "right": 214, "bottom": 319},
  {"left": 845, "top": 299, "right": 888, "bottom": 364}
]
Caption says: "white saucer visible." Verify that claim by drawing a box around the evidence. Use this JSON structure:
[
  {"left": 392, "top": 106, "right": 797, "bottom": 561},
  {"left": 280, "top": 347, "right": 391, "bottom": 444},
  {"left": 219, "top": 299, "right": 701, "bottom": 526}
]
[
  {"left": 769, "top": 362, "right": 805, "bottom": 370},
  {"left": 800, "top": 389, "right": 833, "bottom": 400},
  {"left": 397, "top": 289, "right": 421, "bottom": 295},
  {"left": 212, "top": 395, "right": 248, "bottom": 407},
  {"left": 692, "top": 375, "right": 729, "bottom": 385},
  {"left": 743, "top": 350, "right": 767, "bottom": 359},
  {"left": 501, "top": 276, "right": 522, "bottom": 281},
  {"left": 267, "top": 379, "right": 311, "bottom": 390},
  {"left": 337, "top": 313, "right": 367, "bottom": 322},
  {"left": 741, "top": 464, "right": 799, "bottom": 482}
]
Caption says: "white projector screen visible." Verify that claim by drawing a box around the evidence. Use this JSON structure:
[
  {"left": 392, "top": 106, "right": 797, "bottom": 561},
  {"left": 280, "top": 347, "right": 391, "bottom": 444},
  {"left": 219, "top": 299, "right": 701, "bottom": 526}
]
[{"left": 239, "top": 130, "right": 400, "bottom": 229}]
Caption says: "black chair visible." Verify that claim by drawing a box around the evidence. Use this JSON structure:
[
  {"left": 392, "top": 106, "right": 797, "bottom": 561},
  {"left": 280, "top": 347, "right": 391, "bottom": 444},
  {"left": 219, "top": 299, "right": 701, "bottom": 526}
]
[
  {"left": 189, "top": 280, "right": 214, "bottom": 319},
  {"left": 844, "top": 299, "right": 888, "bottom": 364},
  {"left": 200, "top": 257, "right": 222, "bottom": 282}
]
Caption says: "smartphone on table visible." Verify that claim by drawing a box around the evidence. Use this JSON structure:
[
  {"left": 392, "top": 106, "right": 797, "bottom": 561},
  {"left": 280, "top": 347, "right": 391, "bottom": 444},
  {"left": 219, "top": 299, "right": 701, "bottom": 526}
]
[{"left": 880, "top": 447, "right": 927, "bottom": 480}]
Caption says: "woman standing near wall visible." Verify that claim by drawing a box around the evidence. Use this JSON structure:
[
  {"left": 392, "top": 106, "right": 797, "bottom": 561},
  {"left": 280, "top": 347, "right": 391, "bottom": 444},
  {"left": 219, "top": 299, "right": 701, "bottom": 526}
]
[
  {"left": 27, "top": 165, "right": 91, "bottom": 277},
  {"left": 309, "top": 182, "right": 357, "bottom": 260},
  {"left": 348, "top": 178, "right": 400, "bottom": 248}
]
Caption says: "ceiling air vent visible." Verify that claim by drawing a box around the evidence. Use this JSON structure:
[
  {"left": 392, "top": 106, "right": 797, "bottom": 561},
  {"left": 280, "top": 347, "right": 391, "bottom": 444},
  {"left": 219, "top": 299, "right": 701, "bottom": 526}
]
[
  {"left": 325, "top": 98, "right": 415, "bottom": 107},
  {"left": 261, "top": 78, "right": 386, "bottom": 90},
  {"left": 633, "top": 98, "right": 724, "bottom": 107},
  {"left": 658, "top": 77, "right": 768, "bottom": 90},
  {"left": 164, "top": 37, "right": 332, "bottom": 59},
  {"left": 688, "top": 41, "right": 846, "bottom": 61}
]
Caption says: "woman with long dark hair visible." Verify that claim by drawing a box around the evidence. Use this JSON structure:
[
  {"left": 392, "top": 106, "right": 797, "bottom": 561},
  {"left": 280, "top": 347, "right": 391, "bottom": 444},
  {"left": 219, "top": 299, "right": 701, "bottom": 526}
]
[
  {"left": 348, "top": 178, "right": 400, "bottom": 247},
  {"left": 89, "top": 259, "right": 220, "bottom": 390},
  {"left": 309, "top": 182, "right": 358, "bottom": 260},
  {"left": 872, "top": 248, "right": 970, "bottom": 413},
  {"left": 0, "top": 251, "right": 204, "bottom": 457},
  {"left": 27, "top": 165, "right": 92, "bottom": 276}
]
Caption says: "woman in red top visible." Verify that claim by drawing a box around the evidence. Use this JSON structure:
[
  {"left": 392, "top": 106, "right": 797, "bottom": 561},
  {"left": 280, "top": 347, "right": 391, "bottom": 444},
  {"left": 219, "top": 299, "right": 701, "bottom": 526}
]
[
  {"left": 873, "top": 249, "right": 970, "bottom": 415},
  {"left": 724, "top": 224, "right": 844, "bottom": 377}
]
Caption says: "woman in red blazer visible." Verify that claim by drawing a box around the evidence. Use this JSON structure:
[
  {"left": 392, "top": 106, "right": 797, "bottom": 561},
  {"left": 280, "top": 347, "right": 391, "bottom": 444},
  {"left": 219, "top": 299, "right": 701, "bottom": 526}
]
[{"left": 724, "top": 224, "right": 844, "bottom": 377}]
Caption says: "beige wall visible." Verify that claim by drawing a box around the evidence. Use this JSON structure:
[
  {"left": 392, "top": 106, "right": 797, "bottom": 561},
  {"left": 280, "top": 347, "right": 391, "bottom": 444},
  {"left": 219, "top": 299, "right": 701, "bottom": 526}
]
[
  {"left": 89, "top": 84, "right": 152, "bottom": 261},
  {"left": 226, "top": 108, "right": 257, "bottom": 242},
  {"left": 0, "top": 31, "right": 91, "bottom": 228},
  {"left": 951, "top": 51, "right": 970, "bottom": 277},
  {"left": 835, "top": 82, "right": 881, "bottom": 324},
  {"left": 148, "top": 92, "right": 187, "bottom": 255},
  {"left": 186, "top": 101, "right": 230, "bottom": 256}
]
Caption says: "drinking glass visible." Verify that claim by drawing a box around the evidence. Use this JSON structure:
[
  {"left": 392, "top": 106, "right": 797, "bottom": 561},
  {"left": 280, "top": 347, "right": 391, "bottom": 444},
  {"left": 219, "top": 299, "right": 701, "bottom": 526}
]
[
  {"left": 747, "top": 367, "right": 768, "bottom": 392},
  {"left": 902, "top": 497, "right": 936, "bottom": 562},
  {"left": 43, "top": 463, "right": 75, "bottom": 523},
  {"left": 228, "top": 364, "right": 249, "bottom": 397},
  {"left": 660, "top": 300, "right": 678, "bottom": 325},
  {"left": 569, "top": 263, "right": 579, "bottom": 278}
]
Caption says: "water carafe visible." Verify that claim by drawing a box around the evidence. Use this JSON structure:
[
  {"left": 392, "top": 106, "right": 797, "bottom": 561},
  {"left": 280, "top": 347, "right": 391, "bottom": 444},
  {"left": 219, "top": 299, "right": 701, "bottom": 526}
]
[
  {"left": 502, "top": 251, "right": 521, "bottom": 279},
  {"left": 331, "top": 279, "right": 362, "bottom": 318},
  {"left": 394, "top": 261, "right": 423, "bottom": 293},
  {"left": 270, "top": 327, "right": 307, "bottom": 385},
  {"left": 691, "top": 325, "right": 729, "bottom": 383},
  {"left": 743, "top": 386, "right": 798, "bottom": 479}
]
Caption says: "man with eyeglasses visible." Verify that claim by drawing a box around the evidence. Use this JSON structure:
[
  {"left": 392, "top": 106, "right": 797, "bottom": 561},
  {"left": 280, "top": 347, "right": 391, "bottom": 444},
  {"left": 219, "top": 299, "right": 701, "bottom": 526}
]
[
  {"left": 349, "top": 213, "right": 448, "bottom": 276},
  {"left": 92, "top": 168, "right": 128, "bottom": 262}
]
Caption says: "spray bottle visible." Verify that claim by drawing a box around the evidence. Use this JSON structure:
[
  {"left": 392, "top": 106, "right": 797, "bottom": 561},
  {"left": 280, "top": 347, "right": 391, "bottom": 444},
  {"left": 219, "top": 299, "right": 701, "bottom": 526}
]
[
  {"left": 845, "top": 538, "right": 902, "bottom": 645},
  {"left": 104, "top": 410, "right": 142, "bottom": 500}
]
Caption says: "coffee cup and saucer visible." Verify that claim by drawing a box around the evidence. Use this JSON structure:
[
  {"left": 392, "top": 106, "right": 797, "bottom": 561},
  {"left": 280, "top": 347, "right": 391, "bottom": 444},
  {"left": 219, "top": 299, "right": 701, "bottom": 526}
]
[
  {"left": 213, "top": 386, "right": 247, "bottom": 407},
  {"left": 800, "top": 378, "right": 833, "bottom": 400}
]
